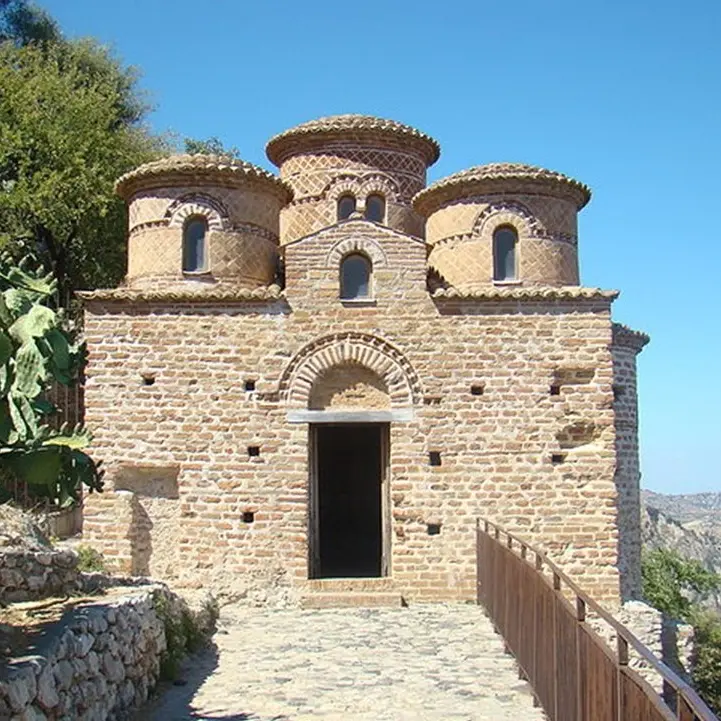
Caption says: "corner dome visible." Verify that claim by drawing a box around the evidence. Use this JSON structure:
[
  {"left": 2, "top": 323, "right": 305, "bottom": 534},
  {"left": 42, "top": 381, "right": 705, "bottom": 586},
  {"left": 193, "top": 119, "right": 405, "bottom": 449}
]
[
  {"left": 266, "top": 114, "right": 440, "bottom": 167},
  {"left": 115, "top": 154, "right": 292, "bottom": 203},
  {"left": 414, "top": 162, "right": 591, "bottom": 216}
]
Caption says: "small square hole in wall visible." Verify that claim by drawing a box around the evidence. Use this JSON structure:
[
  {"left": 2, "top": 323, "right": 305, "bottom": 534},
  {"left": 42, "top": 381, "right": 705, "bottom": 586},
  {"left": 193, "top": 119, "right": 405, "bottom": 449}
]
[
  {"left": 141, "top": 374, "right": 155, "bottom": 386},
  {"left": 242, "top": 511, "right": 255, "bottom": 524},
  {"left": 427, "top": 523, "right": 441, "bottom": 536},
  {"left": 429, "top": 451, "right": 442, "bottom": 467},
  {"left": 613, "top": 384, "right": 625, "bottom": 401},
  {"left": 244, "top": 379, "right": 256, "bottom": 392},
  {"left": 470, "top": 384, "right": 484, "bottom": 396},
  {"left": 551, "top": 453, "right": 566, "bottom": 465},
  {"left": 247, "top": 446, "right": 260, "bottom": 458},
  {"left": 550, "top": 384, "right": 561, "bottom": 396}
]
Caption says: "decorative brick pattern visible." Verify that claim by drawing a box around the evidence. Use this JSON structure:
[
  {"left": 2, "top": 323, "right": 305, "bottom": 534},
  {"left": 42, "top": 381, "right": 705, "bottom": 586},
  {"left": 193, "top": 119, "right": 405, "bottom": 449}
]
[
  {"left": 278, "top": 330, "right": 422, "bottom": 408},
  {"left": 324, "top": 233, "right": 388, "bottom": 268}
]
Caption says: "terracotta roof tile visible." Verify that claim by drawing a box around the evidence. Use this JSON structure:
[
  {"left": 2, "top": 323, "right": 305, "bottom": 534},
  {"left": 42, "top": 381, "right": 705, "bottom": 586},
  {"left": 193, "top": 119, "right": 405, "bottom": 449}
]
[
  {"left": 79, "top": 284, "right": 285, "bottom": 303},
  {"left": 415, "top": 162, "right": 591, "bottom": 215},
  {"left": 431, "top": 286, "right": 618, "bottom": 301},
  {"left": 266, "top": 114, "right": 440, "bottom": 166},
  {"left": 612, "top": 322, "right": 650, "bottom": 351},
  {"left": 115, "top": 154, "right": 291, "bottom": 202}
]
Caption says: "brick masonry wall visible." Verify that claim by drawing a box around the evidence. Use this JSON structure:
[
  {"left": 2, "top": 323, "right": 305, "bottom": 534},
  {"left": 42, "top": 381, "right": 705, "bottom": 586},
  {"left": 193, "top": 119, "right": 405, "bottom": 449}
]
[
  {"left": 127, "top": 182, "right": 284, "bottom": 288},
  {"left": 425, "top": 194, "right": 580, "bottom": 287},
  {"left": 277, "top": 143, "right": 428, "bottom": 243},
  {"left": 82, "top": 221, "right": 629, "bottom": 605},
  {"left": 612, "top": 341, "right": 645, "bottom": 601}
]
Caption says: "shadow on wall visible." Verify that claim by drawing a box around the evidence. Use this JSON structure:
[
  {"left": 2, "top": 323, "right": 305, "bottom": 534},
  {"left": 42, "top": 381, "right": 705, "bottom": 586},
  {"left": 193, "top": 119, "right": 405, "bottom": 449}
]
[{"left": 115, "top": 465, "right": 180, "bottom": 577}]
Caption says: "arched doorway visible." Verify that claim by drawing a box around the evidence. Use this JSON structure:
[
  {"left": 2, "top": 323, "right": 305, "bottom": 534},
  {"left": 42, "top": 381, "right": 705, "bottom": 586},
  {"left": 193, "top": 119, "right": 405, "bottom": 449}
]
[
  {"left": 279, "top": 333, "right": 421, "bottom": 580},
  {"left": 308, "top": 362, "right": 391, "bottom": 578}
]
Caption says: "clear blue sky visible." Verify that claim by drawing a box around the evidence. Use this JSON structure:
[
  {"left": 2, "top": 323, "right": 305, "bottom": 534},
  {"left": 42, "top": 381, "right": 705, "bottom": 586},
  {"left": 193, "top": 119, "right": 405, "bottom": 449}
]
[{"left": 41, "top": 0, "right": 721, "bottom": 494}]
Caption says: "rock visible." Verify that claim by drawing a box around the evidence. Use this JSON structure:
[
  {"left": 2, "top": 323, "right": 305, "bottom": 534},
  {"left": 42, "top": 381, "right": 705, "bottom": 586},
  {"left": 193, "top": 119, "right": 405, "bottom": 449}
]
[
  {"left": 26, "top": 575, "right": 48, "bottom": 591},
  {"left": 74, "top": 633, "right": 95, "bottom": 658},
  {"left": 35, "top": 666, "right": 59, "bottom": 710},
  {"left": 34, "top": 553, "right": 52, "bottom": 567},
  {"left": 102, "top": 652, "right": 125, "bottom": 684},
  {"left": 119, "top": 680, "right": 134, "bottom": 708},
  {"left": 86, "top": 651, "right": 100, "bottom": 676},
  {"left": 53, "top": 660, "right": 74, "bottom": 691},
  {"left": 89, "top": 614, "right": 108, "bottom": 635},
  {"left": 14, "top": 704, "right": 48, "bottom": 721},
  {"left": 3, "top": 667, "right": 37, "bottom": 712}
]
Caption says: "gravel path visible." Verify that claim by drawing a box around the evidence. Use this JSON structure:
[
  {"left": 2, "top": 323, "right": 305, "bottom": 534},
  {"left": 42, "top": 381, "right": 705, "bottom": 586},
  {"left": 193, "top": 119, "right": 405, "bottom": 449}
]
[{"left": 136, "top": 603, "right": 546, "bottom": 721}]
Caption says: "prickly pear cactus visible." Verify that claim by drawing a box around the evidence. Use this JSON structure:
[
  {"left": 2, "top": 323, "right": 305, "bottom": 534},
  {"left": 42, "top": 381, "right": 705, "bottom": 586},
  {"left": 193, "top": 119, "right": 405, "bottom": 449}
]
[{"left": 0, "top": 253, "right": 102, "bottom": 505}]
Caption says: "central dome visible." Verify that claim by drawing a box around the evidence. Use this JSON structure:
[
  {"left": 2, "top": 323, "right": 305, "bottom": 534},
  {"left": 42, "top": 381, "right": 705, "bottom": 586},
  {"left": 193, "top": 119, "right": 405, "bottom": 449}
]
[{"left": 266, "top": 114, "right": 440, "bottom": 166}]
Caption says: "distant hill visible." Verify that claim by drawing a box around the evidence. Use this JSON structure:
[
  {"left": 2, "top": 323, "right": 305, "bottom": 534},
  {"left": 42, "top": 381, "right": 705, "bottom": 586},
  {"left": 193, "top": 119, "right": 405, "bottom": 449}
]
[{"left": 641, "top": 490, "right": 721, "bottom": 610}]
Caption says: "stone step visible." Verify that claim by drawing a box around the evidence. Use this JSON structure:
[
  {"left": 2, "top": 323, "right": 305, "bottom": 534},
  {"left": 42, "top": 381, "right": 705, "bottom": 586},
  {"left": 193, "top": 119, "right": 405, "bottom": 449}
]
[
  {"left": 300, "top": 591, "right": 403, "bottom": 609},
  {"left": 305, "top": 577, "right": 396, "bottom": 593}
]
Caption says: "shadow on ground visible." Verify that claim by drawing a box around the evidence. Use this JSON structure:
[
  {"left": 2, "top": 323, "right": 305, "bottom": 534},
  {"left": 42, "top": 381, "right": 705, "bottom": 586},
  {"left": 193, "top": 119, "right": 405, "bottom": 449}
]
[{"left": 135, "top": 642, "right": 223, "bottom": 720}]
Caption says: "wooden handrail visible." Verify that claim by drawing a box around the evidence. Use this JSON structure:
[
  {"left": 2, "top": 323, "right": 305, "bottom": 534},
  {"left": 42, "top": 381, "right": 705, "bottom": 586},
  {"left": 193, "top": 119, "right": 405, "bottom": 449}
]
[{"left": 476, "top": 517, "right": 718, "bottom": 721}]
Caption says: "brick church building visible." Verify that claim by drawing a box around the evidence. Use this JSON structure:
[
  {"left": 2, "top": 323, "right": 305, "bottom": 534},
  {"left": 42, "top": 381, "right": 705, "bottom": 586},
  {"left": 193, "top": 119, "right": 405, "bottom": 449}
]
[{"left": 81, "top": 114, "right": 648, "bottom": 606}]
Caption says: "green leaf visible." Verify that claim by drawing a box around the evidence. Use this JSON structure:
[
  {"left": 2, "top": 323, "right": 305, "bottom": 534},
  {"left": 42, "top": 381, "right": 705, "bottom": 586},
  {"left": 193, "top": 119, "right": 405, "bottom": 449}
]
[
  {"left": 11, "top": 340, "right": 45, "bottom": 397},
  {"left": 8, "top": 304, "right": 56, "bottom": 345},
  {"left": 2, "top": 447, "right": 62, "bottom": 487},
  {"left": 31, "top": 397, "right": 56, "bottom": 415},
  {"left": 0, "top": 332, "right": 12, "bottom": 367},
  {"left": 42, "top": 425, "right": 92, "bottom": 449},
  {"left": 6, "top": 393, "right": 27, "bottom": 440}
]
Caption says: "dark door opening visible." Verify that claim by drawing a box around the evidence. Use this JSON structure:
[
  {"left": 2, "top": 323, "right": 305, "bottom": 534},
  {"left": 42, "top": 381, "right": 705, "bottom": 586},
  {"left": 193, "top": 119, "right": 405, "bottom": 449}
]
[{"left": 312, "top": 424, "right": 386, "bottom": 578}]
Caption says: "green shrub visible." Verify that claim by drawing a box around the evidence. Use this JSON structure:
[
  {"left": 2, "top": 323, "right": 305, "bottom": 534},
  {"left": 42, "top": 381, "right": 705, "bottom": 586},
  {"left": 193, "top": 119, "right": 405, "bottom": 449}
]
[
  {"left": 152, "top": 591, "right": 213, "bottom": 681},
  {"left": 75, "top": 544, "right": 105, "bottom": 572},
  {"left": 642, "top": 548, "right": 721, "bottom": 715},
  {"left": 689, "top": 609, "right": 721, "bottom": 715}
]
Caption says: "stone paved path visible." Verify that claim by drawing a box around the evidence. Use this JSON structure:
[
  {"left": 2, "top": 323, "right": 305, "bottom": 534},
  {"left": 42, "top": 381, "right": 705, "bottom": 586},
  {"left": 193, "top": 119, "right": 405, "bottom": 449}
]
[{"left": 136, "top": 604, "right": 547, "bottom": 720}]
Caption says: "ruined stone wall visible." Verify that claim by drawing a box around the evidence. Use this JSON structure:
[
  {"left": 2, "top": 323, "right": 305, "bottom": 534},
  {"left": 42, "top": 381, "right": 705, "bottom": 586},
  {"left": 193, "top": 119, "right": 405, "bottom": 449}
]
[
  {"left": 83, "top": 223, "right": 623, "bottom": 604},
  {"left": 0, "top": 586, "right": 200, "bottom": 720},
  {"left": 0, "top": 549, "right": 78, "bottom": 603}
]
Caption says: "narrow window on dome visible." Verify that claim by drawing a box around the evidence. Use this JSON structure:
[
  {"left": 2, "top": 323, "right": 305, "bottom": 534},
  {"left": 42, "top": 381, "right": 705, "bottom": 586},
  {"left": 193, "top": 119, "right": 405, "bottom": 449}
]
[
  {"left": 340, "top": 253, "right": 371, "bottom": 299},
  {"left": 365, "top": 194, "right": 386, "bottom": 223},
  {"left": 182, "top": 217, "right": 208, "bottom": 273},
  {"left": 337, "top": 195, "right": 356, "bottom": 221},
  {"left": 493, "top": 226, "right": 517, "bottom": 281}
]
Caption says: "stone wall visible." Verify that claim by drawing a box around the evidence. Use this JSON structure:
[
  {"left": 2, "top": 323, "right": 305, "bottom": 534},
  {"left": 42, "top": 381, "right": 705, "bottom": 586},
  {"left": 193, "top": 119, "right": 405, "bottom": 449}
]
[
  {"left": 81, "top": 219, "right": 632, "bottom": 605},
  {"left": 0, "top": 549, "right": 78, "bottom": 604},
  {"left": 612, "top": 324, "right": 649, "bottom": 601},
  {"left": 0, "top": 586, "right": 192, "bottom": 720}
]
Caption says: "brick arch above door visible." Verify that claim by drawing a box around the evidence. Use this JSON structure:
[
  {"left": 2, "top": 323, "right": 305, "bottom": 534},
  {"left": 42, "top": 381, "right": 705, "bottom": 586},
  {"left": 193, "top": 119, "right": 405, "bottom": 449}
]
[{"left": 278, "top": 332, "right": 423, "bottom": 410}]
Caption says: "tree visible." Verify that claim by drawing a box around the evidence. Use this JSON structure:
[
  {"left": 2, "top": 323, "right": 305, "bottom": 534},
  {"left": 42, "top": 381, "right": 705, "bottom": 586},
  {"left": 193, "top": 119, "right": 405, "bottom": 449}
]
[
  {"left": 184, "top": 136, "right": 240, "bottom": 158},
  {"left": 0, "top": 0, "right": 60, "bottom": 46},
  {"left": 0, "top": 3, "right": 167, "bottom": 301},
  {"left": 642, "top": 548, "right": 721, "bottom": 714},
  {"left": 0, "top": 254, "right": 102, "bottom": 505},
  {"left": 642, "top": 548, "right": 721, "bottom": 621}
]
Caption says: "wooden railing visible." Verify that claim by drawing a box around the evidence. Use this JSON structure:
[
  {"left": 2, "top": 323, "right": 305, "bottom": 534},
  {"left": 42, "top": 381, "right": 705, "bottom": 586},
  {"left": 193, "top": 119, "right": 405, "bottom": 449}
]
[{"left": 476, "top": 518, "right": 718, "bottom": 721}]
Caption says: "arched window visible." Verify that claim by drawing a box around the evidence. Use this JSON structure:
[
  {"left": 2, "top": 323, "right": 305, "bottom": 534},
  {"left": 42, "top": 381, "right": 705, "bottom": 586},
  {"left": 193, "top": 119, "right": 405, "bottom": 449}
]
[
  {"left": 337, "top": 195, "right": 356, "bottom": 221},
  {"left": 182, "top": 216, "right": 208, "bottom": 273},
  {"left": 493, "top": 225, "right": 517, "bottom": 281},
  {"left": 365, "top": 194, "right": 385, "bottom": 223},
  {"left": 340, "top": 253, "right": 371, "bottom": 299}
]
